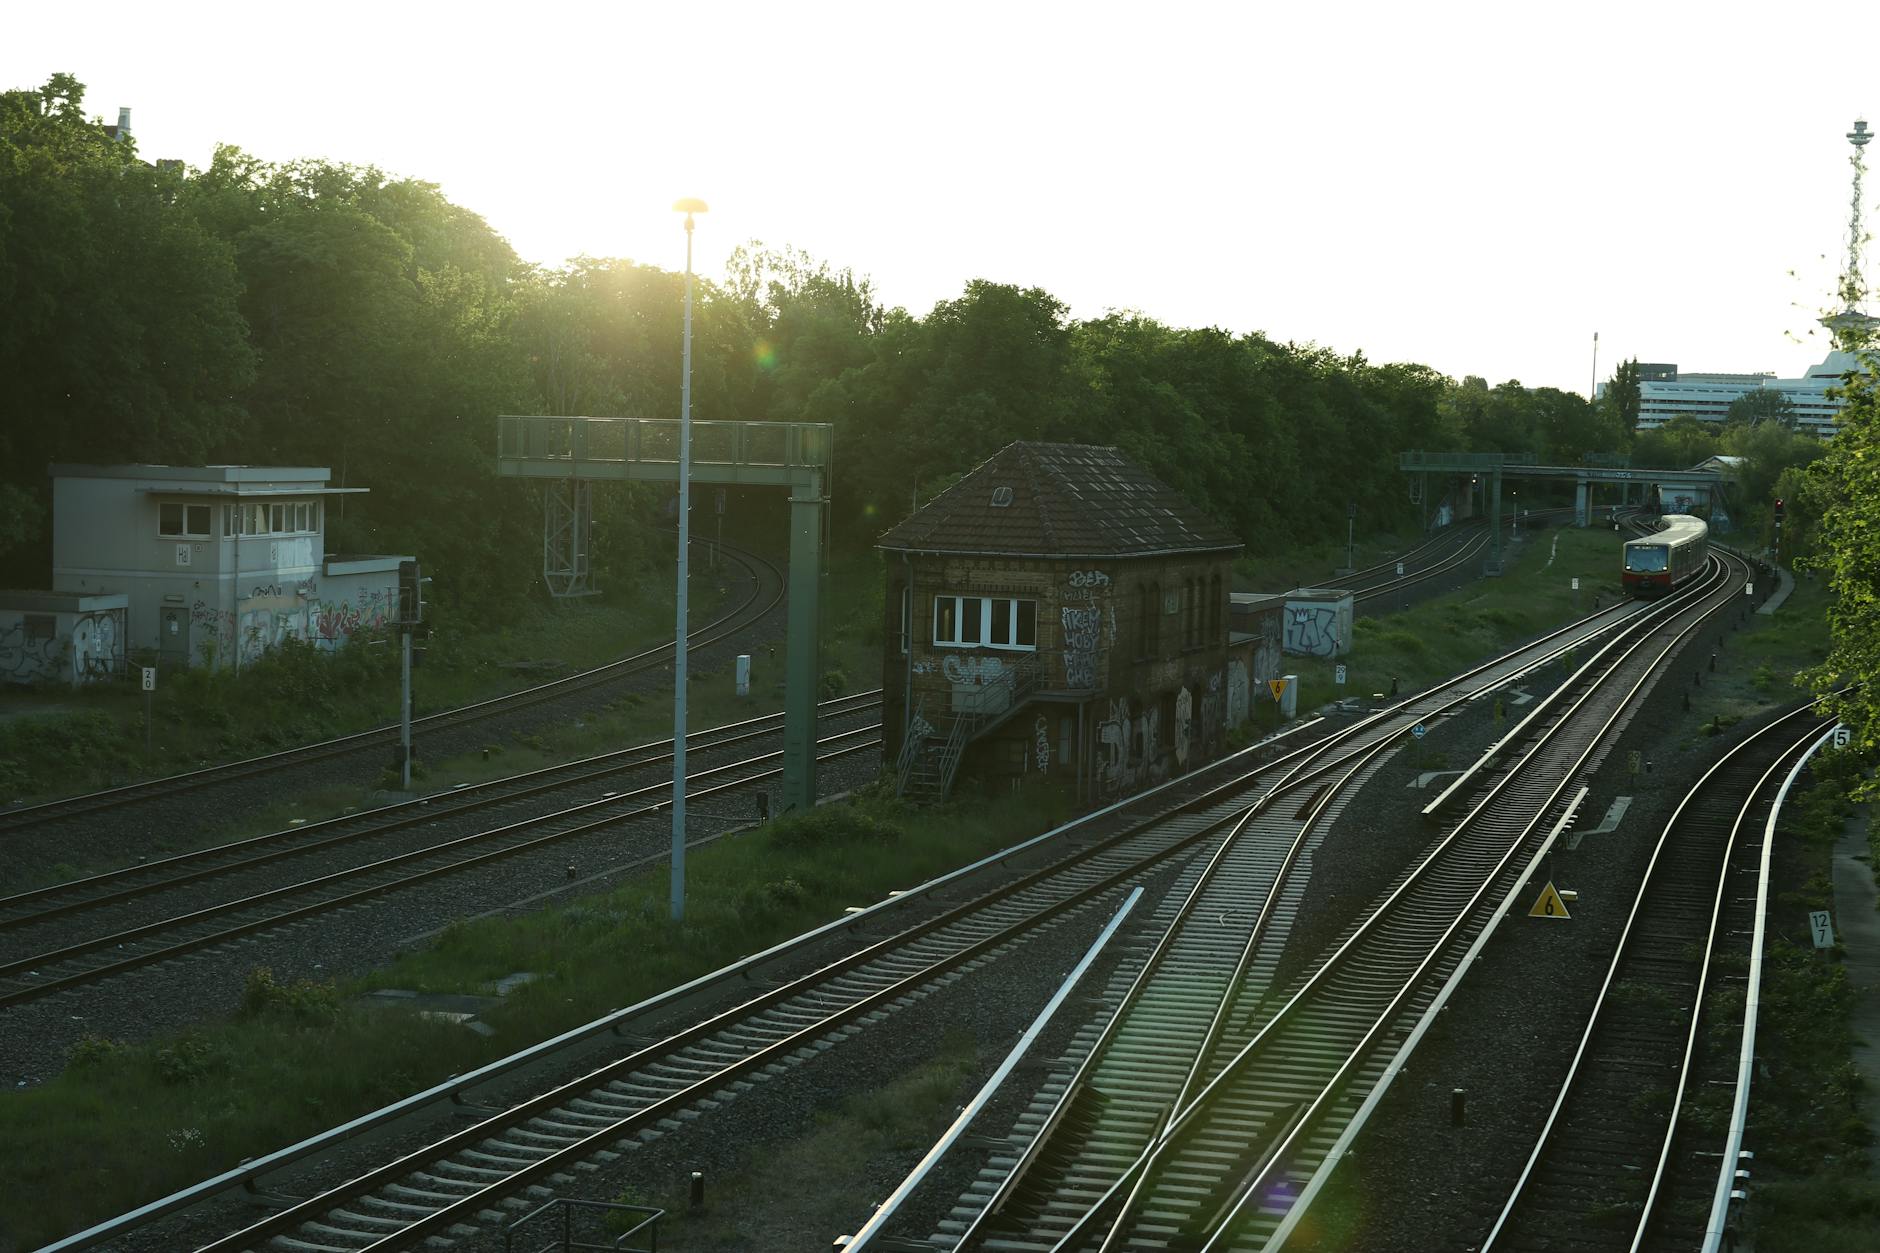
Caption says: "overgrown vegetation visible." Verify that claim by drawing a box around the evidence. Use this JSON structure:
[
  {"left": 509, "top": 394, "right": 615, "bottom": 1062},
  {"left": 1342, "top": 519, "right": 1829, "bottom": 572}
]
[
  {"left": 0, "top": 585, "right": 694, "bottom": 815},
  {"left": 1741, "top": 756, "right": 1879, "bottom": 1251}
]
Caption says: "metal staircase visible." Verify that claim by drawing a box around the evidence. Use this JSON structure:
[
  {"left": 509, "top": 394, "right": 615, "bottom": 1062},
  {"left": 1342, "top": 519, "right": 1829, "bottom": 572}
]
[{"left": 896, "top": 653, "right": 1044, "bottom": 803}]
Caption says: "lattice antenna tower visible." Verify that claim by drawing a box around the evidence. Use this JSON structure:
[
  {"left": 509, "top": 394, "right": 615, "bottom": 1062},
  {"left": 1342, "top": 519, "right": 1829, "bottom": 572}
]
[
  {"left": 1842, "top": 118, "right": 1871, "bottom": 312},
  {"left": 1822, "top": 118, "right": 1878, "bottom": 349}
]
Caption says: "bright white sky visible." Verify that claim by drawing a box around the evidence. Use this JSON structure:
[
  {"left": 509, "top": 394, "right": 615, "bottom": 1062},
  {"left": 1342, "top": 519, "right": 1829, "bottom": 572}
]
[{"left": 8, "top": 1, "right": 1872, "bottom": 394}]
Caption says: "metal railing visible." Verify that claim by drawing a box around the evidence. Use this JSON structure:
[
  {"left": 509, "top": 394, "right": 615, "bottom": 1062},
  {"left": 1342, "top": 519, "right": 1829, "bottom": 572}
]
[
  {"left": 895, "top": 696, "right": 929, "bottom": 795},
  {"left": 505, "top": 1196, "right": 662, "bottom": 1253},
  {"left": 499, "top": 415, "right": 831, "bottom": 470}
]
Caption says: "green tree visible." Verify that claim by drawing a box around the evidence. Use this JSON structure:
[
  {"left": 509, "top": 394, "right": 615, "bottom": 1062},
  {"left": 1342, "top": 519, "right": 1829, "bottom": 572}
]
[
  {"left": 1604, "top": 358, "right": 1642, "bottom": 432},
  {"left": 1801, "top": 360, "right": 1880, "bottom": 776},
  {"left": 0, "top": 75, "right": 254, "bottom": 583},
  {"left": 1724, "top": 388, "right": 1796, "bottom": 429},
  {"left": 1630, "top": 414, "right": 1720, "bottom": 469}
]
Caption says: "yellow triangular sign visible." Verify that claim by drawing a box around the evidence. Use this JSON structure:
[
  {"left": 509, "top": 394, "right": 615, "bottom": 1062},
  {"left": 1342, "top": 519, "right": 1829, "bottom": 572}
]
[
  {"left": 1528, "top": 882, "right": 1571, "bottom": 919},
  {"left": 1268, "top": 678, "right": 1289, "bottom": 702}
]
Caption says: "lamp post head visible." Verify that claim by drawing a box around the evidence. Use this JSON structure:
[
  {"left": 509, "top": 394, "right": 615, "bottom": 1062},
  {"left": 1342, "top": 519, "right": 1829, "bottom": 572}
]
[{"left": 673, "top": 198, "right": 709, "bottom": 232}]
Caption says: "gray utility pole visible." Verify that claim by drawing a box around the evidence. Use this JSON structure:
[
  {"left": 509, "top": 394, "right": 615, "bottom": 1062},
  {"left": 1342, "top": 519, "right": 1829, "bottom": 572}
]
[
  {"left": 671, "top": 198, "right": 708, "bottom": 923},
  {"left": 400, "top": 628, "right": 413, "bottom": 789}
]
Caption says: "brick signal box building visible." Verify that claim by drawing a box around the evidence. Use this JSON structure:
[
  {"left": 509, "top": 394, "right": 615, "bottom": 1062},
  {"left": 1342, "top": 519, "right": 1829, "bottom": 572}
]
[{"left": 878, "top": 442, "right": 1242, "bottom": 804}]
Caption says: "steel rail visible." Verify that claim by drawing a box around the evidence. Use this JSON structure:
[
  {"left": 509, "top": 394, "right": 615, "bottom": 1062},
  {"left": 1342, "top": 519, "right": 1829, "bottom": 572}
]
[
  {"left": 0, "top": 691, "right": 883, "bottom": 928},
  {"left": 1043, "top": 549, "right": 1749, "bottom": 1251},
  {"left": 840, "top": 887, "right": 1147, "bottom": 1252},
  {"left": 1187, "top": 550, "right": 1755, "bottom": 1252},
  {"left": 1478, "top": 704, "right": 1827, "bottom": 1251},
  {"left": 39, "top": 542, "right": 1689, "bottom": 1252},
  {"left": 1264, "top": 787, "right": 1595, "bottom": 1252},
  {"left": 190, "top": 754, "right": 1385, "bottom": 1252},
  {"left": 0, "top": 538, "right": 785, "bottom": 834},
  {"left": 33, "top": 717, "right": 1328, "bottom": 1253},
  {"left": 1701, "top": 722, "right": 1841, "bottom": 1252},
  {"left": 940, "top": 577, "right": 1696, "bottom": 1251},
  {"left": 949, "top": 737, "right": 1395, "bottom": 1252},
  {"left": 0, "top": 728, "right": 883, "bottom": 1008}
]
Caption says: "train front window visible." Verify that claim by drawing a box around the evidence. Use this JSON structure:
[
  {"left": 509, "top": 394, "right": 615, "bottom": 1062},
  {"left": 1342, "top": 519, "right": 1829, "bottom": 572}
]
[{"left": 1627, "top": 545, "right": 1669, "bottom": 573}]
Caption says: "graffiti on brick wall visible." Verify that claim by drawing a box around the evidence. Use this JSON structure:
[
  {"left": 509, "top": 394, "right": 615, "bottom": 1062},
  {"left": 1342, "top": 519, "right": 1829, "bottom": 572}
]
[
  {"left": 1227, "top": 660, "right": 1250, "bottom": 728},
  {"left": 1199, "top": 670, "right": 1223, "bottom": 755},
  {"left": 1285, "top": 605, "right": 1341, "bottom": 658},
  {"left": 1095, "top": 697, "right": 1165, "bottom": 797},
  {"left": 943, "top": 653, "right": 1015, "bottom": 717},
  {"left": 1034, "top": 714, "right": 1050, "bottom": 774},
  {"left": 1061, "top": 569, "right": 1116, "bottom": 691},
  {"left": 1174, "top": 686, "right": 1193, "bottom": 767},
  {"left": 1061, "top": 606, "right": 1101, "bottom": 688},
  {"left": 942, "top": 653, "right": 1005, "bottom": 685}
]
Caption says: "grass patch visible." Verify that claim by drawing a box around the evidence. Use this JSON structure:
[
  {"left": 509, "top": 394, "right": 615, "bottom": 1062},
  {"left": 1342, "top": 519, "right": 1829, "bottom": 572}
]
[{"left": 0, "top": 789, "right": 1069, "bottom": 1249}]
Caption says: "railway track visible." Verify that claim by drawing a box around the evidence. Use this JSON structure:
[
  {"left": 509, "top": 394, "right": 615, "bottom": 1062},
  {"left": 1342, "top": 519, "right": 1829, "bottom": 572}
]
[
  {"left": 892, "top": 548, "right": 1752, "bottom": 1251},
  {"left": 45, "top": 572, "right": 1681, "bottom": 1252},
  {"left": 1479, "top": 705, "right": 1829, "bottom": 1253},
  {"left": 0, "top": 694, "right": 886, "bottom": 1010},
  {"left": 0, "top": 538, "right": 786, "bottom": 845},
  {"left": 1345, "top": 509, "right": 1575, "bottom": 611}
]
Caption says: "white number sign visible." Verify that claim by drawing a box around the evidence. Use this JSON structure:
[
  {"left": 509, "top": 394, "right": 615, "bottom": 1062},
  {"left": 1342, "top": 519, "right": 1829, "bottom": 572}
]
[{"left": 1810, "top": 910, "right": 1835, "bottom": 950}]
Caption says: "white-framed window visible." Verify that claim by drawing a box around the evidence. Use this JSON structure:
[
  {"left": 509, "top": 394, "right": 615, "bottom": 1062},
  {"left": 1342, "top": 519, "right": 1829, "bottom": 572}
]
[
  {"left": 159, "top": 502, "right": 213, "bottom": 537},
  {"left": 933, "top": 595, "right": 1037, "bottom": 650}
]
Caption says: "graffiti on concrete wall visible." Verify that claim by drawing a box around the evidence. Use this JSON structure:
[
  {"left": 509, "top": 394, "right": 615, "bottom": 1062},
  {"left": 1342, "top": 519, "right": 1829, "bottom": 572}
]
[
  {"left": 1285, "top": 605, "right": 1341, "bottom": 658},
  {"left": 69, "top": 610, "right": 123, "bottom": 682},
  {"left": 1227, "top": 660, "right": 1250, "bottom": 728},
  {"left": 0, "top": 620, "right": 62, "bottom": 684},
  {"left": 1034, "top": 714, "right": 1050, "bottom": 774},
  {"left": 190, "top": 599, "right": 236, "bottom": 667},
  {"left": 311, "top": 587, "right": 391, "bottom": 647},
  {"left": 1174, "top": 686, "right": 1193, "bottom": 767}
]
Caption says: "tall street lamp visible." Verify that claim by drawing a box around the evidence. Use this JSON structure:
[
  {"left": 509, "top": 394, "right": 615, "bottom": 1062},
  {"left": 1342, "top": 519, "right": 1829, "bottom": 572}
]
[{"left": 671, "top": 197, "right": 707, "bottom": 922}]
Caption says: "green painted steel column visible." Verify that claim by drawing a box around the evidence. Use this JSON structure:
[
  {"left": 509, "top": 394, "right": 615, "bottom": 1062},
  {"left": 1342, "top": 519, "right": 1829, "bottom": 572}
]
[
  {"left": 782, "top": 472, "right": 825, "bottom": 812},
  {"left": 1488, "top": 468, "right": 1504, "bottom": 574}
]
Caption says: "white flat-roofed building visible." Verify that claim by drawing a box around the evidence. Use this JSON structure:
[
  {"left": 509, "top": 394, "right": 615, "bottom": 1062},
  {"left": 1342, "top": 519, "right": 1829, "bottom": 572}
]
[
  {"left": 1636, "top": 349, "right": 1859, "bottom": 438},
  {"left": 39, "top": 464, "right": 410, "bottom": 673}
]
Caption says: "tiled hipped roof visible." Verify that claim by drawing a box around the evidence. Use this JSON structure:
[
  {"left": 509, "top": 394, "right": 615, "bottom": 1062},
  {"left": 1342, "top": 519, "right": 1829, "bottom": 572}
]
[{"left": 877, "top": 442, "right": 1243, "bottom": 559}]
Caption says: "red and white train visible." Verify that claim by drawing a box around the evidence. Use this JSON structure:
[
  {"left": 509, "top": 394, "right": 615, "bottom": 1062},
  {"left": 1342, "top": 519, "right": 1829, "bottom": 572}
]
[{"left": 1622, "top": 514, "right": 1710, "bottom": 597}]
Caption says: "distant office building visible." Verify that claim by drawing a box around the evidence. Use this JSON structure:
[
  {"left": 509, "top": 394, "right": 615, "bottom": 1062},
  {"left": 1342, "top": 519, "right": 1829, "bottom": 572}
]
[
  {"left": 1634, "top": 349, "right": 1858, "bottom": 438},
  {"left": 1637, "top": 362, "right": 1678, "bottom": 382}
]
